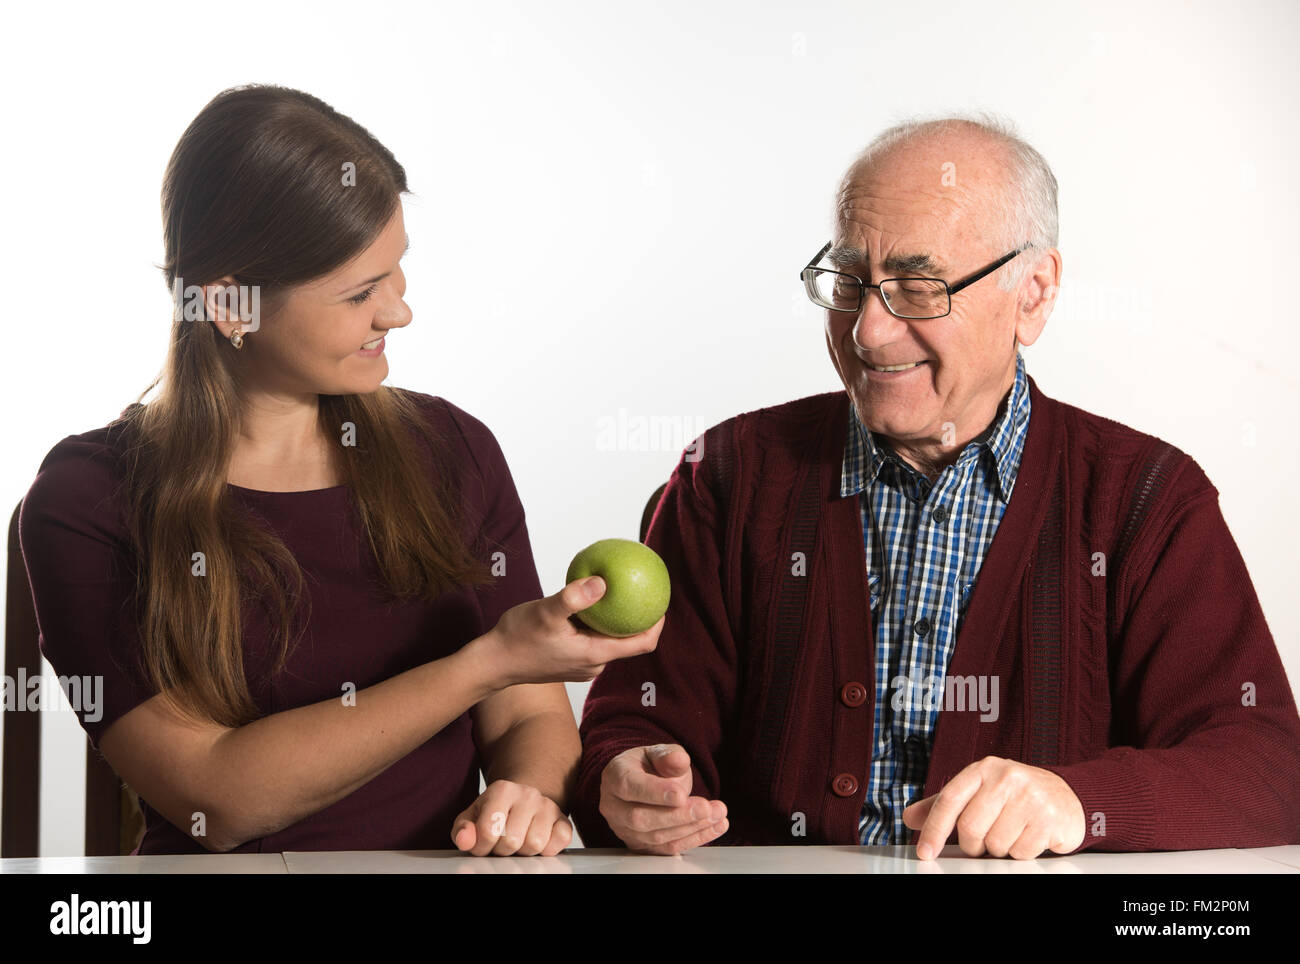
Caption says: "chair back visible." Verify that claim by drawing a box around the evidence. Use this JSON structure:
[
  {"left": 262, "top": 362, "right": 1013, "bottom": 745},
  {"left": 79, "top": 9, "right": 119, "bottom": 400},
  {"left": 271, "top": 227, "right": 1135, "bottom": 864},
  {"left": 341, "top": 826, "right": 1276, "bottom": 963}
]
[{"left": 3, "top": 500, "right": 144, "bottom": 857}]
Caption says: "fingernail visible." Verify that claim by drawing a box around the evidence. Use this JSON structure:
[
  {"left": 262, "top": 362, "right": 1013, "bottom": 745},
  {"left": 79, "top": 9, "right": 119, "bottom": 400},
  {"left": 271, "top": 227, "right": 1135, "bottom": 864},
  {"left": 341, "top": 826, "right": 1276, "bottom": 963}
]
[
  {"left": 583, "top": 576, "right": 604, "bottom": 599},
  {"left": 917, "top": 843, "right": 933, "bottom": 860}
]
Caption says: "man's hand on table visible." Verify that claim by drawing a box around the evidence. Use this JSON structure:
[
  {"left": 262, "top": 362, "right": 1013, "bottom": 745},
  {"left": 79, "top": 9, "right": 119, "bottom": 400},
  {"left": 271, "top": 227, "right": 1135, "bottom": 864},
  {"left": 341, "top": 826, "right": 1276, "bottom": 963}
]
[
  {"left": 451, "top": 780, "right": 573, "bottom": 856},
  {"left": 902, "top": 756, "right": 1086, "bottom": 860},
  {"left": 600, "top": 744, "right": 728, "bottom": 854}
]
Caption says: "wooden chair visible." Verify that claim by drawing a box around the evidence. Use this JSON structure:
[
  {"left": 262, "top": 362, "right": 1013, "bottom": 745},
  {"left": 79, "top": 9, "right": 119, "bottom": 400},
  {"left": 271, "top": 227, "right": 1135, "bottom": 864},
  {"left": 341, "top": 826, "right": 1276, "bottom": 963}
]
[{"left": 3, "top": 500, "right": 144, "bottom": 857}]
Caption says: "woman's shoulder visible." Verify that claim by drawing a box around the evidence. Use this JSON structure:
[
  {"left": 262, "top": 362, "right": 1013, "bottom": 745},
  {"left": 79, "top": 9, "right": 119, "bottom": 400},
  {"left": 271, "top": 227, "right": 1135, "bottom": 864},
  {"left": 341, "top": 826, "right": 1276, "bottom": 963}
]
[
  {"left": 390, "top": 388, "right": 508, "bottom": 471},
  {"left": 21, "top": 409, "right": 137, "bottom": 547},
  {"left": 394, "top": 388, "right": 494, "bottom": 437},
  {"left": 26, "top": 409, "right": 135, "bottom": 506}
]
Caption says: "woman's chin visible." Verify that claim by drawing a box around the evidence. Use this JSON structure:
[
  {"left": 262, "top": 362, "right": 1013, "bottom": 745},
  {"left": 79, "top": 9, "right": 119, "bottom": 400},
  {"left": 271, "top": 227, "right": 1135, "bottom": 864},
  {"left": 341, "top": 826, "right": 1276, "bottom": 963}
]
[{"left": 343, "top": 358, "right": 389, "bottom": 392}]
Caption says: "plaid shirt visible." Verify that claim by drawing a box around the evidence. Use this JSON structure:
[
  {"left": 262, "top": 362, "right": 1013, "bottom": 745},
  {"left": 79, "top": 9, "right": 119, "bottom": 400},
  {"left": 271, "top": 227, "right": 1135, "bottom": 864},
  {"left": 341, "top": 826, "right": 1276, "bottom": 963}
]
[{"left": 840, "top": 351, "right": 1032, "bottom": 844}]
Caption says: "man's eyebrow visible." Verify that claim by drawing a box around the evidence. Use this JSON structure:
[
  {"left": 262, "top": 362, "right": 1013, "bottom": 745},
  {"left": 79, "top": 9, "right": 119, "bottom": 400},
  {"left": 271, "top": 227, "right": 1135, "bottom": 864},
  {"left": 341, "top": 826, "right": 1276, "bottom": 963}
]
[
  {"left": 826, "top": 244, "right": 945, "bottom": 277},
  {"left": 825, "top": 245, "right": 863, "bottom": 269},
  {"left": 339, "top": 234, "right": 411, "bottom": 294}
]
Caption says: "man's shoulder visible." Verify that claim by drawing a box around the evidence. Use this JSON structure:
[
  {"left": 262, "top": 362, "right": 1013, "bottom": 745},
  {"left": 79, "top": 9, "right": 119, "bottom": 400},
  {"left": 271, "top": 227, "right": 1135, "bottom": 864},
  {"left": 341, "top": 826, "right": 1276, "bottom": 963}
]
[
  {"left": 697, "top": 390, "right": 847, "bottom": 451},
  {"left": 671, "top": 391, "right": 847, "bottom": 507},
  {"left": 1032, "top": 379, "right": 1217, "bottom": 508}
]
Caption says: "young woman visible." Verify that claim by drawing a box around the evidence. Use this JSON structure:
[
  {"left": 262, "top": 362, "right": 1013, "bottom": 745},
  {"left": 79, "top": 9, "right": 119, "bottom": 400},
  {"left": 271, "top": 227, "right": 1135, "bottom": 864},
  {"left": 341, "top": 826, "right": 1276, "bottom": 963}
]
[{"left": 18, "top": 84, "right": 661, "bottom": 856}]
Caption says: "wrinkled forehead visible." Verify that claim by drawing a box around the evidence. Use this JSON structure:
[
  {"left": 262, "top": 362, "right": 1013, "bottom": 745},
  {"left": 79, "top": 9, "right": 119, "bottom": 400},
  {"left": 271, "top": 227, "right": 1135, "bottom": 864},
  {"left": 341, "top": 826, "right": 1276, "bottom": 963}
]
[{"left": 832, "top": 165, "right": 996, "bottom": 274}]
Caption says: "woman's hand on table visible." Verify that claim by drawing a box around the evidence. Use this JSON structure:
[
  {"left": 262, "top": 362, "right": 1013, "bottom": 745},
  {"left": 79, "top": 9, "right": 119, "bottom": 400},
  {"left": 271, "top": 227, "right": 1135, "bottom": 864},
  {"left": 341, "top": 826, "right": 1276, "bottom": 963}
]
[{"left": 451, "top": 780, "right": 573, "bottom": 856}]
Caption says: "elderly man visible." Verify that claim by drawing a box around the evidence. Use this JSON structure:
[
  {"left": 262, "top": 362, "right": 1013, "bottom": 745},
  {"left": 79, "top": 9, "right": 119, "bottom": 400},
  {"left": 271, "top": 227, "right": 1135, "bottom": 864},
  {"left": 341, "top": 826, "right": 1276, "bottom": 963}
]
[{"left": 572, "top": 114, "right": 1300, "bottom": 859}]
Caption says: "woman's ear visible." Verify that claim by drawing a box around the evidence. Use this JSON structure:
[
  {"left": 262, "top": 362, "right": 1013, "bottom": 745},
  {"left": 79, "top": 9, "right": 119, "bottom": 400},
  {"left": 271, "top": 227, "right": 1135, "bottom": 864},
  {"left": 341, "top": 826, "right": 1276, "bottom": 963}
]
[{"left": 202, "top": 276, "right": 261, "bottom": 341}]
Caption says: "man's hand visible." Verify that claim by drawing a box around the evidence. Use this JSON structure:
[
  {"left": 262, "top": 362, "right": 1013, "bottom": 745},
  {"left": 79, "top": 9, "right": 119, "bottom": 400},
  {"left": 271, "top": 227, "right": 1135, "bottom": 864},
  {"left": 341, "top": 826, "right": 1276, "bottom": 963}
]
[
  {"left": 451, "top": 779, "right": 573, "bottom": 856},
  {"left": 902, "top": 756, "right": 1085, "bottom": 860},
  {"left": 599, "top": 744, "right": 728, "bottom": 855}
]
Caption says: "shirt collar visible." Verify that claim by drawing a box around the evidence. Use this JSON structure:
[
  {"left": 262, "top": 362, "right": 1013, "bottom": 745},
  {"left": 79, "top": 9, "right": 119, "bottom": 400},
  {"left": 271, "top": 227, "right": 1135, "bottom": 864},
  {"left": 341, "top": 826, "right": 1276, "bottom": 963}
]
[{"left": 839, "top": 350, "right": 1031, "bottom": 504}]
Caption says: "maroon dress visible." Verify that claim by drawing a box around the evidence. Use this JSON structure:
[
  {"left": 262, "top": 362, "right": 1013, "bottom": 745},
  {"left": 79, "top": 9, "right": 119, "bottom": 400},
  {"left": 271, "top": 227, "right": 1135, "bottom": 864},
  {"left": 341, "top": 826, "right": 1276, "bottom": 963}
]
[{"left": 19, "top": 391, "right": 543, "bottom": 854}]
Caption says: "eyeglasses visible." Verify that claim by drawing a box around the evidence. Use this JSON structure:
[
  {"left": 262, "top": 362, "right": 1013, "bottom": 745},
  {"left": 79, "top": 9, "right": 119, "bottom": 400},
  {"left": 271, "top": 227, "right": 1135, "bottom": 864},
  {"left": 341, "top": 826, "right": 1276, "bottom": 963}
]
[{"left": 800, "top": 241, "right": 1030, "bottom": 319}]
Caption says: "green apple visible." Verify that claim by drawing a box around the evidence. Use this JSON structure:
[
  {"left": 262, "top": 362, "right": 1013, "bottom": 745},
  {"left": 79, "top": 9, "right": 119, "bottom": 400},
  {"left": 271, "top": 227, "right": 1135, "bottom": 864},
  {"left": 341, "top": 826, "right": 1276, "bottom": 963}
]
[{"left": 566, "top": 538, "right": 671, "bottom": 637}]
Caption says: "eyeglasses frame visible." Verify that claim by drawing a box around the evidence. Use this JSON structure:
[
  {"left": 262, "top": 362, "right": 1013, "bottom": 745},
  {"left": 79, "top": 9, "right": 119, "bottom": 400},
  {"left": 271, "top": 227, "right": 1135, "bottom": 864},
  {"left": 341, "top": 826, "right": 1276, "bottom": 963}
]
[{"left": 800, "top": 241, "right": 1032, "bottom": 318}]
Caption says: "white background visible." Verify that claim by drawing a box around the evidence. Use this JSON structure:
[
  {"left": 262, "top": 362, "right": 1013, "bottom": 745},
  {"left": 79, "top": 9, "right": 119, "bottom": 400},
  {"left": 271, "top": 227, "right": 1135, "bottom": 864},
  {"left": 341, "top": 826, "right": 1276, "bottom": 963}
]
[{"left": 2, "top": 0, "right": 1296, "bottom": 855}]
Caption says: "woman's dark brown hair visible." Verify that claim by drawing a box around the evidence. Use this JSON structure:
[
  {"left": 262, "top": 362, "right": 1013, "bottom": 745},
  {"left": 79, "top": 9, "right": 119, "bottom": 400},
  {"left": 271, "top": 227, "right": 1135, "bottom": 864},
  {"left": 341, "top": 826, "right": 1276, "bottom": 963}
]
[{"left": 112, "top": 83, "right": 491, "bottom": 730}]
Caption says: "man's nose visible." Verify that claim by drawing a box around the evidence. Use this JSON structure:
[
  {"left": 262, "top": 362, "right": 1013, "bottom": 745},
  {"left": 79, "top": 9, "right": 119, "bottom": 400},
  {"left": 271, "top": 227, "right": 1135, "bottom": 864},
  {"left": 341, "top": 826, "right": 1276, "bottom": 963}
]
[{"left": 852, "top": 287, "right": 908, "bottom": 348}]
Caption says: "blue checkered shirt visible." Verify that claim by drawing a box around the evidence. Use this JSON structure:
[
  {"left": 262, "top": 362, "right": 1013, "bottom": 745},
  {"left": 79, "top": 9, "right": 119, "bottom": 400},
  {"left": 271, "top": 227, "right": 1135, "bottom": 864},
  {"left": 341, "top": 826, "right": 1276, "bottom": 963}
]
[{"left": 840, "top": 350, "right": 1033, "bottom": 844}]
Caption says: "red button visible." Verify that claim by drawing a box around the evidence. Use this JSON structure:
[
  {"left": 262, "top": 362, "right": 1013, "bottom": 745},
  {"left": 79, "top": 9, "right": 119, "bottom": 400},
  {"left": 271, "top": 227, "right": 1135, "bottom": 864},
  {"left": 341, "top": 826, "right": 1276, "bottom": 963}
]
[
  {"left": 832, "top": 773, "right": 859, "bottom": 797},
  {"left": 840, "top": 682, "right": 867, "bottom": 707}
]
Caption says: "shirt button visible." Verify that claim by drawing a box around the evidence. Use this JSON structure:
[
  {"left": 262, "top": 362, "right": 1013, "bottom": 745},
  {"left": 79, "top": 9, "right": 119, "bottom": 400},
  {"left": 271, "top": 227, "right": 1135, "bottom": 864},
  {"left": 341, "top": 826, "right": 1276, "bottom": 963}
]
[
  {"left": 931, "top": 505, "right": 948, "bottom": 523},
  {"left": 840, "top": 682, "right": 868, "bottom": 707},
  {"left": 831, "top": 773, "right": 860, "bottom": 797},
  {"left": 913, "top": 616, "right": 931, "bottom": 637}
]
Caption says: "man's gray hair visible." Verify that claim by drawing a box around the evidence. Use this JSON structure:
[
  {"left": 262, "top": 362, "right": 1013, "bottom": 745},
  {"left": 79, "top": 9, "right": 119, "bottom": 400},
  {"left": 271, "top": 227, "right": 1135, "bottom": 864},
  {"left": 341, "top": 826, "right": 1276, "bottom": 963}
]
[{"left": 836, "top": 111, "right": 1058, "bottom": 291}]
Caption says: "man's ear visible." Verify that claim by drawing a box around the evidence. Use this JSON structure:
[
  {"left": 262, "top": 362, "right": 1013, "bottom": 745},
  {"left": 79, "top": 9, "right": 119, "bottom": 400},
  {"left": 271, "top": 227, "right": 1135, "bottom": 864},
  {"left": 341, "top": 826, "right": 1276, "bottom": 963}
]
[{"left": 1012, "top": 248, "right": 1061, "bottom": 349}]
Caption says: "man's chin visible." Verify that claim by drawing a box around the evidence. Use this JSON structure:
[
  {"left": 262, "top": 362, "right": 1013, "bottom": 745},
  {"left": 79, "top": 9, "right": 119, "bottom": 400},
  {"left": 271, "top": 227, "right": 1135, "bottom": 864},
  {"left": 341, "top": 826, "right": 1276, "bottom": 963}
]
[{"left": 851, "top": 397, "right": 931, "bottom": 437}]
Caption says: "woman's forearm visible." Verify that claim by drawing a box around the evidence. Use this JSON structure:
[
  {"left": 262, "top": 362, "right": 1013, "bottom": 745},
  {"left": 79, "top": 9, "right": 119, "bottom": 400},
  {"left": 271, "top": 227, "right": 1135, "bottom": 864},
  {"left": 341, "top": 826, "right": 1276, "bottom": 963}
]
[
  {"left": 205, "top": 638, "right": 500, "bottom": 849},
  {"left": 481, "top": 709, "right": 582, "bottom": 812}
]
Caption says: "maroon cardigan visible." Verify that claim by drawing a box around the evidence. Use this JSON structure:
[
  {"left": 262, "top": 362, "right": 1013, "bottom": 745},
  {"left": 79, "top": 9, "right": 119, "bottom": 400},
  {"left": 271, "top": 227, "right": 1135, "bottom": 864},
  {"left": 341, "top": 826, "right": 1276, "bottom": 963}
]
[{"left": 575, "top": 375, "right": 1300, "bottom": 851}]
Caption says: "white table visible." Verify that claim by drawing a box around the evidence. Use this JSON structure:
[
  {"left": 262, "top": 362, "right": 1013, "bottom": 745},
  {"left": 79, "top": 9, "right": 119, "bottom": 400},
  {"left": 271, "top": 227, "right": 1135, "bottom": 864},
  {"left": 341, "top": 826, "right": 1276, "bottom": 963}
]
[
  {"left": 3, "top": 845, "right": 1296, "bottom": 873},
  {"left": 0, "top": 853, "right": 288, "bottom": 873}
]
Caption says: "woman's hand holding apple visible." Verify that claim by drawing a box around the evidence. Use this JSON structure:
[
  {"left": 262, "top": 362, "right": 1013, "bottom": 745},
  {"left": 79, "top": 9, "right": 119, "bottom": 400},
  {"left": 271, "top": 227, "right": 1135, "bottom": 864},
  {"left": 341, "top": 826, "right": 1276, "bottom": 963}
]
[{"left": 474, "top": 577, "right": 664, "bottom": 688}]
